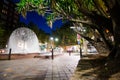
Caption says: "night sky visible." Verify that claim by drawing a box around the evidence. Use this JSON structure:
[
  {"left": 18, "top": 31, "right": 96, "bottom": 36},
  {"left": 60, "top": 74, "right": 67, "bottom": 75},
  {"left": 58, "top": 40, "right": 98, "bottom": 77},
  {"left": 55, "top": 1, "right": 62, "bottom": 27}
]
[{"left": 12, "top": 0, "right": 63, "bottom": 34}]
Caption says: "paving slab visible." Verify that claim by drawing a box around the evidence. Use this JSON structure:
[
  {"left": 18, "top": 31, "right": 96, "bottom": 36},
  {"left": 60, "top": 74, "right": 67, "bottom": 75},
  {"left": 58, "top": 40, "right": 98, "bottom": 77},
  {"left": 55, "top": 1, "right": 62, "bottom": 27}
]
[{"left": 0, "top": 53, "right": 80, "bottom": 80}]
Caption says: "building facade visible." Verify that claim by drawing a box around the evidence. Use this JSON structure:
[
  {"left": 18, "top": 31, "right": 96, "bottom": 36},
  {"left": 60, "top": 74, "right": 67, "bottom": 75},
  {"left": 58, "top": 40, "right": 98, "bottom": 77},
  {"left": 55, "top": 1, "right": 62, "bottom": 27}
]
[
  {"left": 0, "top": 0, "right": 19, "bottom": 48},
  {"left": 0, "top": 0, "right": 19, "bottom": 28}
]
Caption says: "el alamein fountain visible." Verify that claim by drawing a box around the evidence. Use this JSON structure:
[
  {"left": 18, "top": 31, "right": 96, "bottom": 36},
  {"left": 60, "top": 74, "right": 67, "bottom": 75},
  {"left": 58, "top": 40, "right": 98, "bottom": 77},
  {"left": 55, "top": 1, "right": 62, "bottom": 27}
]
[
  {"left": 7, "top": 27, "right": 40, "bottom": 54},
  {"left": 0, "top": 27, "right": 41, "bottom": 59}
]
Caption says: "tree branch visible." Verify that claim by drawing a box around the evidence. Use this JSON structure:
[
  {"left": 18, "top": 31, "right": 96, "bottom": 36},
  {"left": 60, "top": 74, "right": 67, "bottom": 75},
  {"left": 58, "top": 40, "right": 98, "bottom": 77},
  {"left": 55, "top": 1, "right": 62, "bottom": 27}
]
[
  {"left": 69, "top": 19, "right": 92, "bottom": 26},
  {"left": 74, "top": 29, "right": 94, "bottom": 42},
  {"left": 74, "top": 0, "right": 94, "bottom": 17}
]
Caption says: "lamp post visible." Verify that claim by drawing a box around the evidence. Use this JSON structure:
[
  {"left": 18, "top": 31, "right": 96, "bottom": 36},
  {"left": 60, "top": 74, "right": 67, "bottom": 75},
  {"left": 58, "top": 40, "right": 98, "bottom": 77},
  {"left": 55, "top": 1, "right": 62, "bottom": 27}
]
[
  {"left": 50, "top": 37, "right": 58, "bottom": 60},
  {"left": 78, "top": 40, "right": 82, "bottom": 58},
  {"left": 80, "top": 44, "right": 82, "bottom": 58}
]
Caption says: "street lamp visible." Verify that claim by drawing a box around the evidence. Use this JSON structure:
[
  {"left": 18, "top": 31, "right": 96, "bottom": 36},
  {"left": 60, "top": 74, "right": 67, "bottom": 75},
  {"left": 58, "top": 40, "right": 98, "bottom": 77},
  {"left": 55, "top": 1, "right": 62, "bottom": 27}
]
[
  {"left": 70, "top": 26, "right": 83, "bottom": 58},
  {"left": 50, "top": 37, "right": 58, "bottom": 60}
]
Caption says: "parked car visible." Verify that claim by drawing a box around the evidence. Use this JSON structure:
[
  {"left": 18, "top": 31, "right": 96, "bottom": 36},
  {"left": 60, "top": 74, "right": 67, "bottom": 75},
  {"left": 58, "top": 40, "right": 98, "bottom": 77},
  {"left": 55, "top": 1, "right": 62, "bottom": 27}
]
[
  {"left": 81, "top": 46, "right": 97, "bottom": 53},
  {"left": 87, "top": 46, "right": 97, "bottom": 53}
]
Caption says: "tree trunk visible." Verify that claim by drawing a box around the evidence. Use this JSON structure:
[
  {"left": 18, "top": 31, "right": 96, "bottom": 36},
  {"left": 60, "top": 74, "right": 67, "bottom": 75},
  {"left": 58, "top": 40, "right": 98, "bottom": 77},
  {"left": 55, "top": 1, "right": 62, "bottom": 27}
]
[
  {"left": 107, "top": 0, "right": 120, "bottom": 59},
  {"left": 81, "top": 35, "right": 110, "bottom": 54},
  {"left": 93, "top": 42, "right": 110, "bottom": 54}
]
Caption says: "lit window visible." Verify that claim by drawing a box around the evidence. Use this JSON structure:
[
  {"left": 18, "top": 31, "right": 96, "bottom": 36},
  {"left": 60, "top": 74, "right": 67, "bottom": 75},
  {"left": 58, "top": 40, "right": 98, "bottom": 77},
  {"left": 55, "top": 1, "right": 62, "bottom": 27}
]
[{"left": 2, "top": 9, "right": 7, "bottom": 14}]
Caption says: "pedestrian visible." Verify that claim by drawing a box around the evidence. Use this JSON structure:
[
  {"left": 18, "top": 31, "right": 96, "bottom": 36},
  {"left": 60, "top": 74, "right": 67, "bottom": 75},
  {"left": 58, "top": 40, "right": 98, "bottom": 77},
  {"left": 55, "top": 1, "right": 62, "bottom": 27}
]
[{"left": 69, "top": 50, "right": 71, "bottom": 56}]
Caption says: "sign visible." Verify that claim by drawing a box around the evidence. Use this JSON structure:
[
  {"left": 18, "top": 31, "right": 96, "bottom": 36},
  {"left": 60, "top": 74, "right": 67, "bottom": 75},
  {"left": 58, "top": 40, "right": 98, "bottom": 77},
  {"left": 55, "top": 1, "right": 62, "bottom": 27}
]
[
  {"left": 78, "top": 41, "right": 80, "bottom": 45},
  {"left": 77, "top": 34, "right": 81, "bottom": 41}
]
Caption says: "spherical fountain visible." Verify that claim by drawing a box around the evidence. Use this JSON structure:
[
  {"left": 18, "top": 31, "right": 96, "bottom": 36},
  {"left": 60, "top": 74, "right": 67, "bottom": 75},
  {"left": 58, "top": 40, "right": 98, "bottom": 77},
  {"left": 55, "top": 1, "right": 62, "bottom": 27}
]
[{"left": 6, "top": 27, "right": 40, "bottom": 54}]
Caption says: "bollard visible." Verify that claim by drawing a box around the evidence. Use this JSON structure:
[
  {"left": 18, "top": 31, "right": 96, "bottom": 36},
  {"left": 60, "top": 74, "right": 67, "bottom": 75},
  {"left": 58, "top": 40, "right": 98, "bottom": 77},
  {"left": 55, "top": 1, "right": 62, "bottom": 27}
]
[
  {"left": 51, "top": 48, "right": 54, "bottom": 60},
  {"left": 8, "top": 48, "right": 12, "bottom": 60}
]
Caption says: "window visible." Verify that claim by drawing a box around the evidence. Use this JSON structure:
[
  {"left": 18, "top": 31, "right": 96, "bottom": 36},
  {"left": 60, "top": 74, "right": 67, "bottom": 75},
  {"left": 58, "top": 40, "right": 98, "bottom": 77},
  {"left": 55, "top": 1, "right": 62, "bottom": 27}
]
[{"left": 2, "top": 9, "right": 7, "bottom": 14}]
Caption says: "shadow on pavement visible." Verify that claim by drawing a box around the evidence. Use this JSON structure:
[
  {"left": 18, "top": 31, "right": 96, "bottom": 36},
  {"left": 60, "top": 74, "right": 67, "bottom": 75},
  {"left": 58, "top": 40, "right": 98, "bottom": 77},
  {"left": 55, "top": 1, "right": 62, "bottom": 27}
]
[{"left": 72, "top": 54, "right": 120, "bottom": 80}]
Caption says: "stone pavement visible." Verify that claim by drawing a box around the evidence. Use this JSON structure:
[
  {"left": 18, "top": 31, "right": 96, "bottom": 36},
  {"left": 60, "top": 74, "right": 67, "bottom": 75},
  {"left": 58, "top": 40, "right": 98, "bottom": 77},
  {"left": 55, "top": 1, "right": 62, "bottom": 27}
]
[
  {"left": 70, "top": 57, "right": 97, "bottom": 80},
  {"left": 71, "top": 54, "right": 120, "bottom": 80},
  {"left": 0, "top": 53, "right": 80, "bottom": 80}
]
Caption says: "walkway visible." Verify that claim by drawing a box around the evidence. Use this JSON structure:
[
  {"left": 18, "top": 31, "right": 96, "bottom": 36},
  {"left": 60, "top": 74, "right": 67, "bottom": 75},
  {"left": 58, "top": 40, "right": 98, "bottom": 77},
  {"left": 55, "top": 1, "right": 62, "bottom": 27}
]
[{"left": 0, "top": 53, "right": 80, "bottom": 80}]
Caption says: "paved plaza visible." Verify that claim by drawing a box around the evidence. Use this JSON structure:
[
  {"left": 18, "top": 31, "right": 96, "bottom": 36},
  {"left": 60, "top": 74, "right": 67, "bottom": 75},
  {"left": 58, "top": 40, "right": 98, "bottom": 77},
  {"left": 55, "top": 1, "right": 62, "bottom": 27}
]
[{"left": 0, "top": 53, "right": 80, "bottom": 80}]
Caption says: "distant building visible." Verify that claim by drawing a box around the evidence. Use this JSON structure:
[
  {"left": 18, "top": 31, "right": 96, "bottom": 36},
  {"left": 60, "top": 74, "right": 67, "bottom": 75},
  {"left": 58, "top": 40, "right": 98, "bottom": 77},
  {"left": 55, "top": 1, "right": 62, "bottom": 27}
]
[
  {"left": 0, "top": 0, "right": 19, "bottom": 29},
  {"left": 0, "top": 0, "right": 19, "bottom": 48}
]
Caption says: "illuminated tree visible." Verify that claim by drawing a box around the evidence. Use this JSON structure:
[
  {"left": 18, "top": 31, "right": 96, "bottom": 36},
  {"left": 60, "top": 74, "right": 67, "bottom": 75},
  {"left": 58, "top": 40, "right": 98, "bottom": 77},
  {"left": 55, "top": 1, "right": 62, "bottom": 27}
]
[
  {"left": 27, "top": 22, "right": 50, "bottom": 43},
  {"left": 52, "top": 22, "right": 77, "bottom": 47},
  {"left": 16, "top": 0, "right": 120, "bottom": 59}
]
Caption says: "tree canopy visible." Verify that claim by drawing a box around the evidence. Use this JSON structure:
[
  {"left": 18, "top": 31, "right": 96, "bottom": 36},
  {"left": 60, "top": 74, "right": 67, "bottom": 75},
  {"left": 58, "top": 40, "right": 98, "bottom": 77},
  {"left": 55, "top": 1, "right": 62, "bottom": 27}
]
[
  {"left": 16, "top": 0, "right": 120, "bottom": 59},
  {"left": 52, "top": 22, "right": 77, "bottom": 47},
  {"left": 23, "top": 22, "right": 50, "bottom": 43}
]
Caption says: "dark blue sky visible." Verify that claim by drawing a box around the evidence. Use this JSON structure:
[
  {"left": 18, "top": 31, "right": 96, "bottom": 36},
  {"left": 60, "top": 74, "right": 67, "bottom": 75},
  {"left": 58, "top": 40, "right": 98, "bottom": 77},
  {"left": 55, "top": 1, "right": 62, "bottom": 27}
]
[
  {"left": 12, "top": 0, "right": 63, "bottom": 34},
  {"left": 20, "top": 11, "right": 63, "bottom": 34}
]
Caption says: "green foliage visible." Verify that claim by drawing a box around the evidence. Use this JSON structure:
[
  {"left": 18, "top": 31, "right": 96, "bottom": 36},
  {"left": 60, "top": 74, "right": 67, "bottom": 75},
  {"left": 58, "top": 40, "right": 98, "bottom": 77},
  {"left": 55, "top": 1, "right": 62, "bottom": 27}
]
[
  {"left": 16, "top": 0, "right": 80, "bottom": 23},
  {"left": 0, "top": 21, "right": 6, "bottom": 48},
  {"left": 0, "top": 27, "right": 4, "bottom": 37},
  {"left": 83, "top": 25, "right": 94, "bottom": 38},
  {"left": 27, "top": 22, "right": 50, "bottom": 43},
  {"left": 52, "top": 0, "right": 80, "bottom": 18},
  {"left": 16, "top": 0, "right": 106, "bottom": 25},
  {"left": 16, "top": 0, "right": 44, "bottom": 17},
  {"left": 82, "top": 0, "right": 95, "bottom": 11},
  {"left": 16, "top": 0, "right": 114, "bottom": 50},
  {"left": 53, "top": 22, "right": 77, "bottom": 46}
]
